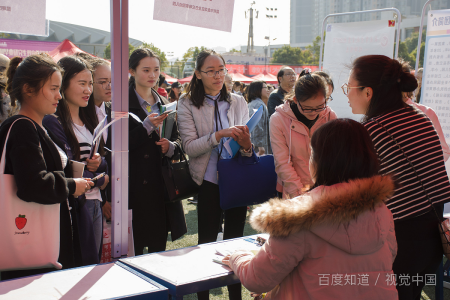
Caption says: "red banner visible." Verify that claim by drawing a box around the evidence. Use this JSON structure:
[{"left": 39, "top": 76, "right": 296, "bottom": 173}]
[{"left": 226, "top": 64, "right": 319, "bottom": 76}]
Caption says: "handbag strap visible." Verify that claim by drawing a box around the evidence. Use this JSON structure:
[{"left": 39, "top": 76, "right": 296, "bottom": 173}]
[
  {"left": 1, "top": 117, "right": 39, "bottom": 175},
  {"left": 372, "top": 118, "right": 444, "bottom": 222}
]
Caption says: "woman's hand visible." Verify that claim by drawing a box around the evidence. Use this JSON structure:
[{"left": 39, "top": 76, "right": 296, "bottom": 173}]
[
  {"left": 215, "top": 126, "right": 246, "bottom": 141},
  {"left": 235, "top": 125, "right": 252, "bottom": 150},
  {"left": 148, "top": 113, "right": 167, "bottom": 128},
  {"left": 73, "top": 178, "right": 94, "bottom": 197},
  {"left": 100, "top": 174, "right": 109, "bottom": 190},
  {"left": 258, "top": 147, "right": 265, "bottom": 156},
  {"left": 102, "top": 201, "right": 112, "bottom": 220},
  {"left": 156, "top": 138, "right": 171, "bottom": 154},
  {"left": 222, "top": 254, "right": 232, "bottom": 267},
  {"left": 86, "top": 154, "right": 101, "bottom": 172}
]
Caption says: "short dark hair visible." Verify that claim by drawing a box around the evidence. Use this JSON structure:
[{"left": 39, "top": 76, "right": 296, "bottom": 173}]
[
  {"left": 315, "top": 71, "right": 334, "bottom": 93},
  {"left": 159, "top": 74, "right": 166, "bottom": 87},
  {"left": 277, "top": 65, "right": 291, "bottom": 85},
  {"left": 310, "top": 118, "right": 380, "bottom": 188},
  {"left": 185, "top": 49, "right": 228, "bottom": 109},
  {"left": 233, "top": 81, "right": 241, "bottom": 88},
  {"left": 6, "top": 53, "right": 62, "bottom": 107},
  {"left": 285, "top": 69, "right": 327, "bottom": 104},
  {"left": 351, "top": 55, "right": 417, "bottom": 121},
  {"left": 246, "top": 80, "right": 266, "bottom": 103}
]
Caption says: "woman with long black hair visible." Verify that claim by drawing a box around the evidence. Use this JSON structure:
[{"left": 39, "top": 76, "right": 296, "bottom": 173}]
[
  {"left": 177, "top": 49, "right": 252, "bottom": 300},
  {"left": 0, "top": 54, "right": 92, "bottom": 280},
  {"left": 128, "top": 48, "right": 186, "bottom": 255}
]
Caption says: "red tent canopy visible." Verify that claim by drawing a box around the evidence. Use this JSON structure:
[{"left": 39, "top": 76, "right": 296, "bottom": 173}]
[
  {"left": 229, "top": 72, "right": 253, "bottom": 83},
  {"left": 49, "top": 39, "right": 95, "bottom": 62},
  {"left": 162, "top": 73, "right": 178, "bottom": 84},
  {"left": 252, "top": 72, "right": 278, "bottom": 84},
  {"left": 178, "top": 75, "right": 193, "bottom": 84}
]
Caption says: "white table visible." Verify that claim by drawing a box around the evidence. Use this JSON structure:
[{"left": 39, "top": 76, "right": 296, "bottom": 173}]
[
  {"left": 0, "top": 262, "right": 168, "bottom": 300},
  {"left": 119, "top": 235, "right": 268, "bottom": 300}
]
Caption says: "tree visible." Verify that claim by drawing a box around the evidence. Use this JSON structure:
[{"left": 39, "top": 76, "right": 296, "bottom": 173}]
[
  {"left": 104, "top": 43, "right": 136, "bottom": 59},
  {"left": 305, "top": 35, "right": 324, "bottom": 65},
  {"left": 230, "top": 48, "right": 241, "bottom": 53},
  {"left": 272, "top": 45, "right": 303, "bottom": 65},
  {"left": 0, "top": 33, "right": 10, "bottom": 38},
  {"left": 140, "top": 42, "right": 167, "bottom": 68},
  {"left": 181, "top": 46, "right": 208, "bottom": 71}
]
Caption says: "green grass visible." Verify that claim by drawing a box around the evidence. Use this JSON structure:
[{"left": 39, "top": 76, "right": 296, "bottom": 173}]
[{"left": 151, "top": 199, "right": 450, "bottom": 300}]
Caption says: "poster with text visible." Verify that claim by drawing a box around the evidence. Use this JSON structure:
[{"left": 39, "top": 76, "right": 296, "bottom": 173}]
[
  {"left": 323, "top": 20, "right": 396, "bottom": 119},
  {"left": 0, "top": 0, "right": 48, "bottom": 36},
  {"left": 154, "top": 0, "right": 235, "bottom": 32},
  {"left": 421, "top": 9, "right": 450, "bottom": 186}
]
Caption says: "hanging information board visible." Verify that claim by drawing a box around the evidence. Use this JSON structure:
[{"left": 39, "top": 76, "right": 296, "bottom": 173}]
[
  {"left": 323, "top": 20, "right": 396, "bottom": 119},
  {"left": 0, "top": 0, "right": 48, "bottom": 36},
  {"left": 153, "top": 0, "right": 235, "bottom": 32}
]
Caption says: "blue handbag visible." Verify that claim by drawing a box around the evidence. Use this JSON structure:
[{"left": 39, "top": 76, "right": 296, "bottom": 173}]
[{"left": 217, "top": 151, "right": 278, "bottom": 210}]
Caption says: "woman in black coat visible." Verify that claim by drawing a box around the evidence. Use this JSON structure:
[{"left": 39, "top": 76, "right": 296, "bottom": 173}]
[
  {"left": 0, "top": 54, "right": 92, "bottom": 280},
  {"left": 128, "top": 48, "right": 187, "bottom": 255}
]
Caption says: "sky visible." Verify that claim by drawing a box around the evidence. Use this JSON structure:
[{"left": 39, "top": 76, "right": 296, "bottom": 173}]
[{"left": 46, "top": 0, "right": 290, "bottom": 59}]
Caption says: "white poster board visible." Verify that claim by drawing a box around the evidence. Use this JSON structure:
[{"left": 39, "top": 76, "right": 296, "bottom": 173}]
[
  {"left": 420, "top": 9, "right": 450, "bottom": 205},
  {"left": 323, "top": 20, "right": 396, "bottom": 119},
  {"left": 0, "top": 0, "right": 48, "bottom": 36},
  {"left": 153, "top": 0, "right": 235, "bottom": 32}
]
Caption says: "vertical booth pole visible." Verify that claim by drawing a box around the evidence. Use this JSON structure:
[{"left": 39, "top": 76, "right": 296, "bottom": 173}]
[
  {"left": 414, "top": 0, "right": 433, "bottom": 74},
  {"left": 110, "top": 0, "right": 129, "bottom": 259},
  {"left": 319, "top": 8, "right": 402, "bottom": 70}
]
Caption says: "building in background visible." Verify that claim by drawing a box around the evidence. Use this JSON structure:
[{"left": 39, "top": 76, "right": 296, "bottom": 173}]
[
  {"left": 291, "top": 0, "right": 449, "bottom": 47},
  {"left": 4, "top": 20, "right": 143, "bottom": 58}
]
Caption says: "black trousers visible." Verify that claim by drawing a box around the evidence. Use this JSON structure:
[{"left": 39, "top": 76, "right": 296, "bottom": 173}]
[
  {"left": 393, "top": 209, "right": 444, "bottom": 300},
  {"left": 197, "top": 180, "right": 247, "bottom": 300}
]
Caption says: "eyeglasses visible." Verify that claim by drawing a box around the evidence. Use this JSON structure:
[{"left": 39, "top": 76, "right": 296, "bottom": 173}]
[
  {"left": 327, "top": 95, "right": 333, "bottom": 102},
  {"left": 341, "top": 83, "right": 365, "bottom": 96},
  {"left": 200, "top": 68, "right": 228, "bottom": 78},
  {"left": 298, "top": 101, "right": 327, "bottom": 113},
  {"left": 262, "top": 86, "right": 269, "bottom": 90},
  {"left": 94, "top": 80, "right": 111, "bottom": 90},
  {"left": 283, "top": 73, "right": 296, "bottom": 77}
]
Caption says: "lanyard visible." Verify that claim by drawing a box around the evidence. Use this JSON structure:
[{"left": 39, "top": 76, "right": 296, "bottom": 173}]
[{"left": 205, "top": 93, "right": 224, "bottom": 160}]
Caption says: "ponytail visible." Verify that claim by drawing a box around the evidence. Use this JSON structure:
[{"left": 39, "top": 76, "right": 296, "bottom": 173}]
[{"left": 5, "top": 57, "right": 23, "bottom": 107}]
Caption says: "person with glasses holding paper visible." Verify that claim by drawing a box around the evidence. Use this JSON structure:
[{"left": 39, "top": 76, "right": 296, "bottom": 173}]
[
  {"left": 177, "top": 49, "right": 252, "bottom": 300},
  {"left": 267, "top": 66, "right": 296, "bottom": 117},
  {"left": 127, "top": 48, "right": 186, "bottom": 255},
  {"left": 270, "top": 69, "right": 337, "bottom": 199}
]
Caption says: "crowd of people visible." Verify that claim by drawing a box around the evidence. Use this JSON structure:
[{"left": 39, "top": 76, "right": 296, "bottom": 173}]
[{"left": 0, "top": 48, "right": 449, "bottom": 300}]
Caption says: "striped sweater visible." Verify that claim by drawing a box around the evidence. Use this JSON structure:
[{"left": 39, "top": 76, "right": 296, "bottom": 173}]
[{"left": 364, "top": 105, "right": 450, "bottom": 221}]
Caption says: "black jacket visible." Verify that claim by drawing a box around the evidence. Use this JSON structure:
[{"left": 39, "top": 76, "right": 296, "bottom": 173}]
[
  {"left": 0, "top": 115, "right": 77, "bottom": 280},
  {"left": 268, "top": 87, "right": 288, "bottom": 117},
  {"left": 128, "top": 84, "right": 187, "bottom": 252}
]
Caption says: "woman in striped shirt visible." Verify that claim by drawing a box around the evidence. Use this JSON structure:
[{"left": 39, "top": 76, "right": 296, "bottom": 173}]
[{"left": 345, "top": 54, "right": 450, "bottom": 300}]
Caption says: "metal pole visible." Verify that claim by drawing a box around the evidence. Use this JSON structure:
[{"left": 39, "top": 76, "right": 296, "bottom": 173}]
[
  {"left": 415, "top": 0, "right": 434, "bottom": 74},
  {"left": 319, "top": 8, "right": 402, "bottom": 70},
  {"left": 110, "top": 0, "right": 129, "bottom": 259}
]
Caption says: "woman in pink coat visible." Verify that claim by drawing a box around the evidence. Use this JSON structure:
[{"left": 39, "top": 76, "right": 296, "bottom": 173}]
[
  {"left": 224, "top": 119, "right": 399, "bottom": 300},
  {"left": 270, "top": 69, "right": 337, "bottom": 198}
]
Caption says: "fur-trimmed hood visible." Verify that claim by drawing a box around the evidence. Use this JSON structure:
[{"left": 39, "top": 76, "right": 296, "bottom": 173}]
[{"left": 250, "top": 175, "right": 396, "bottom": 255}]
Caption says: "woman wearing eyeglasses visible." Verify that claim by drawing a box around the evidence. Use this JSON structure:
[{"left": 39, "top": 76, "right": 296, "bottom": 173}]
[
  {"left": 345, "top": 55, "right": 450, "bottom": 300},
  {"left": 270, "top": 69, "right": 337, "bottom": 199},
  {"left": 178, "top": 49, "right": 252, "bottom": 300}
]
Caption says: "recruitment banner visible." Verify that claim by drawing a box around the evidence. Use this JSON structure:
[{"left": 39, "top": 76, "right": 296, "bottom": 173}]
[
  {"left": 0, "top": 0, "right": 48, "bottom": 36},
  {"left": 323, "top": 20, "right": 396, "bottom": 119},
  {"left": 154, "top": 0, "right": 235, "bottom": 32},
  {"left": 226, "top": 64, "right": 319, "bottom": 76},
  {"left": 0, "top": 39, "right": 60, "bottom": 58}
]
